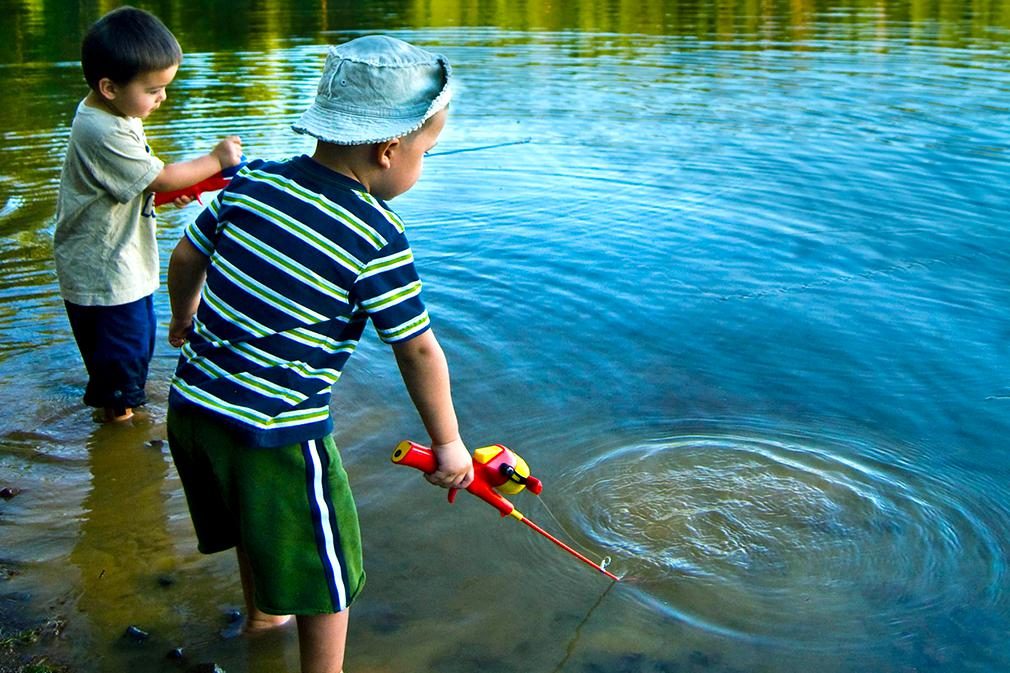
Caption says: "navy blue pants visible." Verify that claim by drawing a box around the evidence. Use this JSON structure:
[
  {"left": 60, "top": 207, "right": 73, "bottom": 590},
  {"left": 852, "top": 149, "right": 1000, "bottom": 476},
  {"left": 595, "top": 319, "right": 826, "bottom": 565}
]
[{"left": 64, "top": 295, "right": 156, "bottom": 413}]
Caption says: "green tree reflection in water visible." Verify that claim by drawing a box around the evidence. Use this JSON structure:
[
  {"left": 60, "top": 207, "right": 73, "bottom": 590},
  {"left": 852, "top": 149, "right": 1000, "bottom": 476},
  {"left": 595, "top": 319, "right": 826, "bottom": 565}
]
[{"left": 2, "top": 0, "right": 1010, "bottom": 65}]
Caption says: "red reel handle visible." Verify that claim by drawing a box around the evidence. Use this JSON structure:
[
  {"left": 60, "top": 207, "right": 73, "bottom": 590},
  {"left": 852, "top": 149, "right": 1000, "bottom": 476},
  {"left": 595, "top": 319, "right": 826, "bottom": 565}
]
[
  {"left": 524, "top": 475, "right": 543, "bottom": 494},
  {"left": 391, "top": 440, "right": 438, "bottom": 472},
  {"left": 391, "top": 441, "right": 460, "bottom": 504}
]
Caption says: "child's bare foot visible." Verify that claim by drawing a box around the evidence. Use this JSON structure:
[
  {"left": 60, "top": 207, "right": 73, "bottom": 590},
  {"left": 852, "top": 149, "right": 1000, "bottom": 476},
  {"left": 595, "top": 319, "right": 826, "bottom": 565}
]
[
  {"left": 244, "top": 613, "right": 293, "bottom": 633},
  {"left": 104, "top": 407, "right": 133, "bottom": 422},
  {"left": 221, "top": 610, "right": 292, "bottom": 639},
  {"left": 92, "top": 407, "right": 134, "bottom": 423}
]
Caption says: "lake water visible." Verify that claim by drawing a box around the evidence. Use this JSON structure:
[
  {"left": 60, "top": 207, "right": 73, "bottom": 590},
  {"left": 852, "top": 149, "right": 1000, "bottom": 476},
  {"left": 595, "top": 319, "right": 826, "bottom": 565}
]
[{"left": 1, "top": 1, "right": 1009, "bottom": 672}]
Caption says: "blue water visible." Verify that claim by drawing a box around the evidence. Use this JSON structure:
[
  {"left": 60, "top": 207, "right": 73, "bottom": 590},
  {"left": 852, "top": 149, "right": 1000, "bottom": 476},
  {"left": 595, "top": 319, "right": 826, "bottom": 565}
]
[{"left": 1, "top": 5, "right": 1009, "bottom": 672}]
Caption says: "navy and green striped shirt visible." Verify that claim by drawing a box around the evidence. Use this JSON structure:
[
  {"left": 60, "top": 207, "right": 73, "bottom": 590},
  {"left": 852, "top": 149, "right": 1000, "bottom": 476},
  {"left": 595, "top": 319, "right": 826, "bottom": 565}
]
[{"left": 169, "top": 155, "right": 430, "bottom": 447}]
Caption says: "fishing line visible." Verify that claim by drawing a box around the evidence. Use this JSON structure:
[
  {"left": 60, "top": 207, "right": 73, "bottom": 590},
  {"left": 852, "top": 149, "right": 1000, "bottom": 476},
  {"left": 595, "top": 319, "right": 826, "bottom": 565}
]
[
  {"left": 426, "top": 137, "right": 532, "bottom": 157},
  {"left": 530, "top": 492, "right": 622, "bottom": 673},
  {"left": 531, "top": 493, "right": 614, "bottom": 576},
  {"left": 717, "top": 248, "right": 1004, "bottom": 303},
  {"left": 549, "top": 578, "right": 619, "bottom": 673}
]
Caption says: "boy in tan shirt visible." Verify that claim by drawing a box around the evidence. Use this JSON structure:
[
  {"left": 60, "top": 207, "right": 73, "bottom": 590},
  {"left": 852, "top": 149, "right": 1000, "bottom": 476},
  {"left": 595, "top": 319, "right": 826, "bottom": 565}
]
[{"left": 54, "top": 6, "right": 242, "bottom": 421}]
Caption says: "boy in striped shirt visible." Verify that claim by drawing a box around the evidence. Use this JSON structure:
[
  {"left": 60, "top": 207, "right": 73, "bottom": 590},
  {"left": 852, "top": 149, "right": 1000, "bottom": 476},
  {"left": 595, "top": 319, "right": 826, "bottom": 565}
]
[{"left": 165, "top": 36, "right": 473, "bottom": 673}]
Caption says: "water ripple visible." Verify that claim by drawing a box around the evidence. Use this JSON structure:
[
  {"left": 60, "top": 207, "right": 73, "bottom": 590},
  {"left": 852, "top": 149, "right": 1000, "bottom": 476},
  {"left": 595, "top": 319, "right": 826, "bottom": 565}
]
[{"left": 551, "top": 424, "right": 1009, "bottom": 649}]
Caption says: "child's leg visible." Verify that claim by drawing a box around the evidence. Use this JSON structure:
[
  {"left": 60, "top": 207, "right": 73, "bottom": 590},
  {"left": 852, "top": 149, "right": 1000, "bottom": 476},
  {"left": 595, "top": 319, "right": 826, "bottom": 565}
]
[
  {"left": 64, "top": 296, "right": 155, "bottom": 421},
  {"left": 296, "top": 610, "right": 349, "bottom": 673},
  {"left": 236, "top": 545, "right": 291, "bottom": 631},
  {"left": 219, "top": 432, "right": 362, "bottom": 669}
]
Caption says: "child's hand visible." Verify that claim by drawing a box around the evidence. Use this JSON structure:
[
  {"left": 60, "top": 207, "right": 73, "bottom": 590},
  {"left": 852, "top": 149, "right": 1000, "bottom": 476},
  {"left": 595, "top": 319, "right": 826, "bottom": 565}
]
[
  {"left": 212, "top": 136, "right": 243, "bottom": 170},
  {"left": 171, "top": 194, "right": 195, "bottom": 208},
  {"left": 426, "top": 439, "right": 474, "bottom": 490},
  {"left": 168, "top": 315, "right": 192, "bottom": 348}
]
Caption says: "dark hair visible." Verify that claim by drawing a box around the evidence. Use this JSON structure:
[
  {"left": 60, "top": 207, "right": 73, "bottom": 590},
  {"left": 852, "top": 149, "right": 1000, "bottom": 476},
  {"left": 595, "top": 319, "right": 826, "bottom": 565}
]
[{"left": 81, "top": 6, "right": 182, "bottom": 90}]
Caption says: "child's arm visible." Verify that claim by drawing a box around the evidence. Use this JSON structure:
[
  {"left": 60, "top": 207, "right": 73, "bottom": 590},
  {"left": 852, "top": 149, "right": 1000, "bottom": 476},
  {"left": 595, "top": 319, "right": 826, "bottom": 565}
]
[
  {"left": 167, "top": 237, "right": 209, "bottom": 348},
  {"left": 392, "top": 330, "right": 474, "bottom": 489},
  {"left": 148, "top": 136, "right": 243, "bottom": 194}
]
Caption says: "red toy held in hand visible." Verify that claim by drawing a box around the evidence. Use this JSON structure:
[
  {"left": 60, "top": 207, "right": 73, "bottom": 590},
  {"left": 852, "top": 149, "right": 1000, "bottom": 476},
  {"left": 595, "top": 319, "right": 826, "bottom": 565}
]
[
  {"left": 392, "top": 440, "right": 618, "bottom": 581},
  {"left": 392, "top": 440, "right": 541, "bottom": 515},
  {"left": 153, "top": 158, "right": 246, "bottom": 207}
]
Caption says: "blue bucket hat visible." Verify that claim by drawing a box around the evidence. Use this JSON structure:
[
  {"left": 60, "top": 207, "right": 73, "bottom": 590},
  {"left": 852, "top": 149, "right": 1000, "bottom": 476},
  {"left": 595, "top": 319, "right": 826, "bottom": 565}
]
[{"left": 293, "top": 35, "right": 453, "bottom": 145}]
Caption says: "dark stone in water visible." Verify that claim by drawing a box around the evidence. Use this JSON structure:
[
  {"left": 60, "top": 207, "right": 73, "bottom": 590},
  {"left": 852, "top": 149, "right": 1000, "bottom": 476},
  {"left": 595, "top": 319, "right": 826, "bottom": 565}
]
[
  {"left": 688, "top": 650, "right": 712, "bottom": 667},
  {"left": 583, "top": 653, "right": 652, "bottom": 673},
  {"left": 123, "top": 625, "right": 150, "bottom": 642},
  {"left": 623, "top": 654, "right": 650, "bottom": 672},
  {"left": 369, "top": 607, "right": 404, "bottom": 634},
  {"left": 0, "top": 486, "right": 22, "bottom": 499},
  {"left": 187, "top": 663, "right": 226, "bottom": 673},
  {"left": 157, "top": 574, "right": 176, "bottom": 588},
  {"left": 146, "top": 439, "right": 166, "bottom": 450},
  {"left": 166, "top": 646, "right": 186, "bottom": 660},
  {"left": 581, "top": 651, "right": 691, "bottom": 673},
  {"left": 218, "top": 609, "right": 245, "bottom": 639}
]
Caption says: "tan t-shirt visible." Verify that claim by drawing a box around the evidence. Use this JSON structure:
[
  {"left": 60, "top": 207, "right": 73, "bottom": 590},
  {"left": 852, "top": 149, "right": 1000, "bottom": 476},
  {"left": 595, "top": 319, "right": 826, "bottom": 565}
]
[{"left": 53, "top": 100, "right": 164, "bottom": 306}]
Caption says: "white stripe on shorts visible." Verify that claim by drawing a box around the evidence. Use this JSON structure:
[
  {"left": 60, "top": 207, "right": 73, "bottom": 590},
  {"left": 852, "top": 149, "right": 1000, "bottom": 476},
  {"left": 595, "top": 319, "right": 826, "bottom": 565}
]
[{"left": 306, "top": 439, "right": 348, "bottom": 609}]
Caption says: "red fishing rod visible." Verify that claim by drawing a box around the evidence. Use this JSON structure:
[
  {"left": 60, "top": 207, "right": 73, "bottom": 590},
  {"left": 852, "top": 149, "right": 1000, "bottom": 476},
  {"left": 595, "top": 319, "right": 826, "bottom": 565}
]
[
  {"left": 153, "top": 157, "right": 246, "bottom": 206},
  {"left": 392, "top": 440, "right": 619, "bottom": 582}
]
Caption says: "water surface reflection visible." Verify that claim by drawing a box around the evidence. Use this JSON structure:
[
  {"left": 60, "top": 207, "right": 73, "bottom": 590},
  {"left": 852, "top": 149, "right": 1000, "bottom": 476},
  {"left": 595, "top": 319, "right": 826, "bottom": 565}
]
[{"left": 0, "top": 1, "right": 1008, "bottom": 672}]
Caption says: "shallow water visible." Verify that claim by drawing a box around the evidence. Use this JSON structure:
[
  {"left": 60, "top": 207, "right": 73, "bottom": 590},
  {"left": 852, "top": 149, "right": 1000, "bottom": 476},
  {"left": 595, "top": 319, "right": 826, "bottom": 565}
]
[{"left": 2, "top": 1, "right": 1010, "bottom": 672}]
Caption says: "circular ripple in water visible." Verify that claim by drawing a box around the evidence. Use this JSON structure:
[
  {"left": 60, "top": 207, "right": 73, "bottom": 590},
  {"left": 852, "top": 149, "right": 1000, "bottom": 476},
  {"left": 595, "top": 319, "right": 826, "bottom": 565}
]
[{"left": 553, "top": 429, "right": 1008, "bottom": 649}]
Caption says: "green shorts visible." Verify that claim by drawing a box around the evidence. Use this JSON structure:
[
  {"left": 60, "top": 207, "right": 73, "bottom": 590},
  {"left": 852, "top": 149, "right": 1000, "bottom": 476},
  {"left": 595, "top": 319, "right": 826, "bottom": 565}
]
[{"left": 167, "top": 406, "right": 365, "bottom": 615}]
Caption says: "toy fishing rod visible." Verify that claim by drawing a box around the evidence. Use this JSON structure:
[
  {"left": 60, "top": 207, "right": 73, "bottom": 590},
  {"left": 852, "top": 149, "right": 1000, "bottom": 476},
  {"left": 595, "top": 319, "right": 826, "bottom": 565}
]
[
  {"left": 153, "top": 138, "right": 529, "bottom": 206},
  {"left": 392, "top": 440, "right": 619, "bottom": 581},
  {"left": 153, "top": 157, "right": 246, "bottom": 207}
]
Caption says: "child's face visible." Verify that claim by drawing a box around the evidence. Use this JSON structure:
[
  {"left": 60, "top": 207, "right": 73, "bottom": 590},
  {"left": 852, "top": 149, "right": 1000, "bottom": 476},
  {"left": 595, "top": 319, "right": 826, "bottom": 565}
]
[
  {"left": 101, "top": 65, "right": 178, "bottom": 119},
  {"left": 372, "top": 108, "right": 447, "bottom": 201}
]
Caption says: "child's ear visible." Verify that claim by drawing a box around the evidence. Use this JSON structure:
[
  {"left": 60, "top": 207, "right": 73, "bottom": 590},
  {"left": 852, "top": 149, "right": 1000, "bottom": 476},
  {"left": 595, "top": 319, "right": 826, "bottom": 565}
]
[
  {"left": 97, "top": 78, "right": 118, "bottom": 101},
  {"left": 375, "top": 138, "right": 400, "bottom": 169}
]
